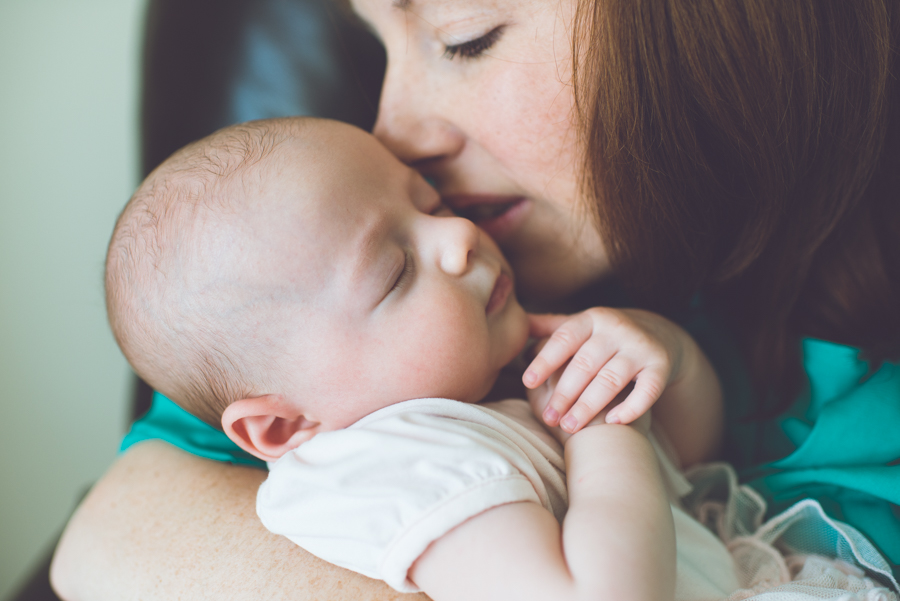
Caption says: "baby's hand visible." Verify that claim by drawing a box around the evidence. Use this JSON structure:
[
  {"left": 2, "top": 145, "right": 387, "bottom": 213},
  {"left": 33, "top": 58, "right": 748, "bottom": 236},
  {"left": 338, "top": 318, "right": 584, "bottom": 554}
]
[
  {"left": 526, "top": 361, "right": 650, "bottom": 444},
  {"left": 523, "top": 308, "right": 688, "bottom": 434}
]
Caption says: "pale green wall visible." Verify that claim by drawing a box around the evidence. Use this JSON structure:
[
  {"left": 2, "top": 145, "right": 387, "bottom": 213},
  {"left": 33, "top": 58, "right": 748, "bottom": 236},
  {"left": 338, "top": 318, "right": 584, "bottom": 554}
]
[{"left": 0, "top": 1, "right": 144, "bottom": 597}]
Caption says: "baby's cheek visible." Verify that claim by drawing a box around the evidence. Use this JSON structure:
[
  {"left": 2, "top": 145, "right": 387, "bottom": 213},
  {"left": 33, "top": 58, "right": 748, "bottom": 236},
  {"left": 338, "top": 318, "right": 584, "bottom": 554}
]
[{"left": 401, "top": 312, "right": 492, "bottom": 401}]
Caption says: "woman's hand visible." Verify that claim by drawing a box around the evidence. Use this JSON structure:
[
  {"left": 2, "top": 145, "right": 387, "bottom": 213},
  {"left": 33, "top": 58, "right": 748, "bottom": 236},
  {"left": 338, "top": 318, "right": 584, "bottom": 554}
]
[{"left": 522, "top": 308, "right": 694, "bottom": 435}]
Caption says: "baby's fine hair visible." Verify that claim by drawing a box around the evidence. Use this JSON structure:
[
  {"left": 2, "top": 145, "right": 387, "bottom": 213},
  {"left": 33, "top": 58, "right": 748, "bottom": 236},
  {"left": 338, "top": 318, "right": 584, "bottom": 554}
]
[{"left": 106, "top": 118, "right": 301, "bottom": 427}]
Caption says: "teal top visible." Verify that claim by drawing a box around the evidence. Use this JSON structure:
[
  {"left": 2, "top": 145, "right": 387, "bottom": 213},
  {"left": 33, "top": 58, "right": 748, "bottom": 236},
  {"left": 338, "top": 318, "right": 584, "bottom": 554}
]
[
  {"left": 734, "top": 339, "right": 900, "bottom": 576},
  {"left": 121, "top": 391, "right": 265, "bottom": 469},
  {"left": 121, "top": 338, "right": 900, "bottom": 576}
]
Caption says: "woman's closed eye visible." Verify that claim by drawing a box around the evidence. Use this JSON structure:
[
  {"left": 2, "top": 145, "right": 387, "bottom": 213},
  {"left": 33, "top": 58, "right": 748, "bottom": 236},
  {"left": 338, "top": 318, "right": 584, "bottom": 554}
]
[{"left": 443, "top": 25, "right": 505, "bottom": 61}]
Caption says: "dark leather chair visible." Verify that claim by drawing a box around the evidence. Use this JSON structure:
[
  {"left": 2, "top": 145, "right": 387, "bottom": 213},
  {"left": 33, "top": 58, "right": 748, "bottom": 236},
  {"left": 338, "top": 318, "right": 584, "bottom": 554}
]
[{"left": 14, "top": 2, "right": 384, "bottom": 599}]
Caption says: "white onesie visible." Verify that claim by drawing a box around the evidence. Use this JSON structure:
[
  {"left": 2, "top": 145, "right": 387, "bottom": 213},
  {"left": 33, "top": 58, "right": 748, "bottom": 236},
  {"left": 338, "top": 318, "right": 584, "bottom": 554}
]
[{"left": 258, "top": 397, "right": 741, "bottom": 598}]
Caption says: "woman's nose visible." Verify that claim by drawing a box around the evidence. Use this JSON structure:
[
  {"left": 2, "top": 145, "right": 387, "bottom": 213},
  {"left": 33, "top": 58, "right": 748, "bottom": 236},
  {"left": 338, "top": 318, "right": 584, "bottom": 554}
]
[
  {"left": 373, "top": 62, "right": 464, "bottom": 169},
  {"left": 437, "top": 217, "right": 481, "bottom": 276}
]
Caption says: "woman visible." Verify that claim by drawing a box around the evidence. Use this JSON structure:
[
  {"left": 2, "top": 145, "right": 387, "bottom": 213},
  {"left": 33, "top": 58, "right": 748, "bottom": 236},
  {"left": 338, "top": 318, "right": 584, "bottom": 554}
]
[{"left": 51, "top": 0, "right": 899, "bottom": 598}]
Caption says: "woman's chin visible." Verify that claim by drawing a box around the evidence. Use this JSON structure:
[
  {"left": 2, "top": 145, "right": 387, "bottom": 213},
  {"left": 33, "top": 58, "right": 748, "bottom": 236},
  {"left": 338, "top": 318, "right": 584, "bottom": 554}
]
[
  {"left": 516, "top": 270, "right": 584, "bottom": 305},
  {"left": 515, "top": 267, "right": 612, "bottom": 312}
]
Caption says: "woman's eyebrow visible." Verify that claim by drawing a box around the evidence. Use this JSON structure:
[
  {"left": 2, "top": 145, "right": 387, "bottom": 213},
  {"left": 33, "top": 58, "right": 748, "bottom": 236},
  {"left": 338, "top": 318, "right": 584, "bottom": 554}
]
[{"left": 392, "top": 0, "right": 412, "bottom": 10}]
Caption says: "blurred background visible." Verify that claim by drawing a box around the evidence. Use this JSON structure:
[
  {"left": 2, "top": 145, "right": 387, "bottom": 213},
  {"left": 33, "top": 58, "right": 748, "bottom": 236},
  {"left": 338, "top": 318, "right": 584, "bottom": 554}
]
[{"left": 0, "top": 1, "right": 144, "bottom": 597}]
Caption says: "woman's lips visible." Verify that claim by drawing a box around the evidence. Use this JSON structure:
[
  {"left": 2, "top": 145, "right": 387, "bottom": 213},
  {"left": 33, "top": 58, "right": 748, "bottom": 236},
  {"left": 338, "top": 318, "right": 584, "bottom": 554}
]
[
  {"left": 446, "top": 195, "right": 531, "bottom": 241},
  {"left": 486, "top": 271, "right": 513, "bottom": 315}
]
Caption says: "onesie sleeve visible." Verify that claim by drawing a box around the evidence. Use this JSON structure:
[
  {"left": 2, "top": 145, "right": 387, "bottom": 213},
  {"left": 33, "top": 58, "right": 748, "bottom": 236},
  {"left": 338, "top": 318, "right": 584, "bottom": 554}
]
[{"left": 257, "top": 409, "right": 543, "bottom": 592}]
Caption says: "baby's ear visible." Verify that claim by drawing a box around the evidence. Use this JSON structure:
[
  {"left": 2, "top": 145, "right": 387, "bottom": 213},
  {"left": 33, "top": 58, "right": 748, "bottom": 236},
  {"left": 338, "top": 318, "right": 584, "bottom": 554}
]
[{"left": 222, "top": 395, "right": 320, "bottom": 462}]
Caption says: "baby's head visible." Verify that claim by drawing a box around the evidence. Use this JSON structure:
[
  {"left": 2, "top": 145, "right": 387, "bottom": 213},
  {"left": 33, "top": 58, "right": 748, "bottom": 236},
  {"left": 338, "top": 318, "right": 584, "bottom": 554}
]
[{"left": 107, "top": 117, "right": 529, "bottom": 460}]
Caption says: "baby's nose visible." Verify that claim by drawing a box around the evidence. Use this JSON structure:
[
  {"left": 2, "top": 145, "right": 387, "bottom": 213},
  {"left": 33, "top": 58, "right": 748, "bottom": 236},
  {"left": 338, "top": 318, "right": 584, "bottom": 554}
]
[{"left": 440, "top": 218, "right": 480, "bottom": 276}]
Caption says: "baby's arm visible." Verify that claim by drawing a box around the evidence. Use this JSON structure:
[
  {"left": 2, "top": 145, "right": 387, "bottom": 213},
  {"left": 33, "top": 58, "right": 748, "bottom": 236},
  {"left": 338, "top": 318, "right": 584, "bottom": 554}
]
[
  {"left": 524, "top": 308, "right": 723, "bottom": 466},
  {"left": 649, "top": 323, "right": 724, "bottom": 466},
  {"left": 409, "top": 422, "right": 676, "bottom": 601}
]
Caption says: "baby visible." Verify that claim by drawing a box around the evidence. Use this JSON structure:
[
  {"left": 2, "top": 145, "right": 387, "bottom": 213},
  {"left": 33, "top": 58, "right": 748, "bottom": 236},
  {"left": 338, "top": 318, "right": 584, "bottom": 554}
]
[{"left": 105, "top": 118, "right": 894, "bottom": 601}]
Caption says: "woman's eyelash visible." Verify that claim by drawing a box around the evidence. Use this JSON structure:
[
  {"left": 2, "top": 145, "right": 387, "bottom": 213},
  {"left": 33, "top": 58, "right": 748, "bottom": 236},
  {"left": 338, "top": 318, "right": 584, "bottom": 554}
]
[
  {"left": 443, "top": 26, "right": 505, "bottom": 61},
  {"left": 391, "top": 252, "right": 415, "bottom": 293}
]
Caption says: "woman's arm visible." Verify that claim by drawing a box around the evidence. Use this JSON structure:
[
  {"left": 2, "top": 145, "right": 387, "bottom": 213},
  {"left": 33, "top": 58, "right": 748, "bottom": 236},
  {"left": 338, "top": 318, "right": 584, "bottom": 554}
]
[
  {"left": 50, "top": 440, "right": 426, "bottom": 601},
  {"left": 409, "top": 424, "right": 676, "bottom": 601}
]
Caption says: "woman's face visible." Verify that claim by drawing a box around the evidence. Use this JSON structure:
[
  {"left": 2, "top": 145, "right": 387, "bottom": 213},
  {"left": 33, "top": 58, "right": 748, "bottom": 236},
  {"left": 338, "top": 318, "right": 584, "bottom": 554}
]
[{"left": 351, "top": 0, "right": 611, "bottom": 303}]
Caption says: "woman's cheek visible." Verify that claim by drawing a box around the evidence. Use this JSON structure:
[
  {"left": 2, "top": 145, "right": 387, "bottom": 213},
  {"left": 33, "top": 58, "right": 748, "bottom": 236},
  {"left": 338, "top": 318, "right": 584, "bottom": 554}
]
[{"left": 478, "top": 59, "right": 579, "bottom": 201}]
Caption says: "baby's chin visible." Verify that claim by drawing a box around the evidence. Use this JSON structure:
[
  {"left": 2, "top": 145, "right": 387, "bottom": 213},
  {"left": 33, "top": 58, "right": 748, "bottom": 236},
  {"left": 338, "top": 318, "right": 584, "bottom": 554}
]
[
  {"left": 501, "top": 300, "right": 531, "bottom": 361},
  {"left": 474, "top": 367, "right": 530, "bottom": 404},
  {"left": 412, "top": 370, "right": 497, "bottom": 405}
]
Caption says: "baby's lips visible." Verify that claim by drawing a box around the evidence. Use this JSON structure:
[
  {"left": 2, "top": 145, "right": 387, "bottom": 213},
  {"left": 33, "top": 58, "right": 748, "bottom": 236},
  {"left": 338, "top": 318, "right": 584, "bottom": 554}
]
[{"left": 485, "top": 271, "right": 513, "bottom": 315}]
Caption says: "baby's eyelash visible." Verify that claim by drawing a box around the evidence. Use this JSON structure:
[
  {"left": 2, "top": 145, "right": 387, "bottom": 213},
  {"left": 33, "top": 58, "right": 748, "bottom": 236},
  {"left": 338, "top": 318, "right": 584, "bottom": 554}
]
[
  {"left": 391, "top": 252, "right": 415, "bottom": 293},
  {"left": 443, "top": 26, "right": 505, "bottom": 61}
]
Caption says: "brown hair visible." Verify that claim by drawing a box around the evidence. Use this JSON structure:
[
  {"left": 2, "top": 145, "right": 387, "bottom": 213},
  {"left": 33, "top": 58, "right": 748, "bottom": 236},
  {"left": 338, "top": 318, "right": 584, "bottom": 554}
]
[{"left": 574, "top": 0, "right": 900, "bottom": 412}]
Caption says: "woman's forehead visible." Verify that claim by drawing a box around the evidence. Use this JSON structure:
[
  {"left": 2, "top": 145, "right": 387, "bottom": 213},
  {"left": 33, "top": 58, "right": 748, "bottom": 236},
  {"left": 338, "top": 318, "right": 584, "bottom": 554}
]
[{"left": 354, "top": 0, "right": 512, "bottom": 23}]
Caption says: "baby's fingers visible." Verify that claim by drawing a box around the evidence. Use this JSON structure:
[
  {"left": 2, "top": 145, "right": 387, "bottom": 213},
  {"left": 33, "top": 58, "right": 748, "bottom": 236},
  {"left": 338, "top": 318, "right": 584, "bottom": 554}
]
[
  {"left": 523, "top": 314, "right": 593, "bottom": 388},
  {"left": 604, "top": 366, "right": 667, "bottom": 425},
  {"left": 553, "top": 354, "right": 635, "bottom": 432}
]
